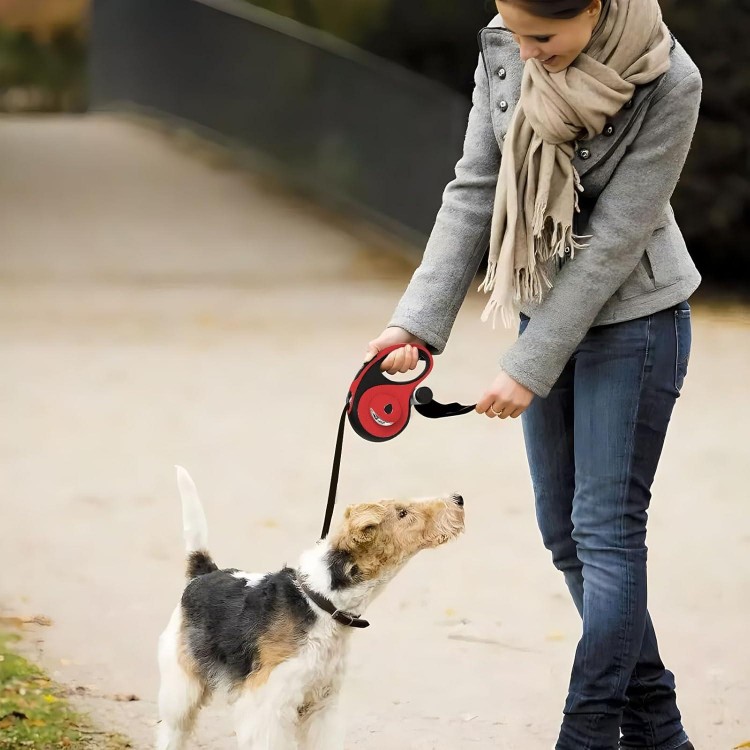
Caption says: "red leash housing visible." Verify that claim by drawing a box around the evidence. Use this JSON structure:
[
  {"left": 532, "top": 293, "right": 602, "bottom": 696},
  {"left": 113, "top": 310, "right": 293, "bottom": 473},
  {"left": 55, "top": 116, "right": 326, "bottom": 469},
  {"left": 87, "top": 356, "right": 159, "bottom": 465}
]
[{"left": 346, "top": 344, "right": 433, "bottom": 442}]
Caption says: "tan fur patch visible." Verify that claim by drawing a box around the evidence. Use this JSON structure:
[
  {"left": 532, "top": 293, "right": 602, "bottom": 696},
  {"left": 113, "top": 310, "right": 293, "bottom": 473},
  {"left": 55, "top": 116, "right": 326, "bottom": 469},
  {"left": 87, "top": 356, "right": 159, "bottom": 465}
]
[
  {"left": 245, "top": 612, "right": 303, "bottom": 690},
  {"left": 176, "top": 618, "right": 211, "bottom": 713},
  {"left": 177, "top": 620, "right": 202, "bottom": 679}
]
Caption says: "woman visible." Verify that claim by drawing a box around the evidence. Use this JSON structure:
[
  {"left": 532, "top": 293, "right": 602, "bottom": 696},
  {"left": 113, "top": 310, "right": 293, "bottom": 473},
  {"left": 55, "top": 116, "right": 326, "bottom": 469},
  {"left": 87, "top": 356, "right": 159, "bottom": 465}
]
[{"left": 364, "top": 0, "right": 701, "bottom": 748}]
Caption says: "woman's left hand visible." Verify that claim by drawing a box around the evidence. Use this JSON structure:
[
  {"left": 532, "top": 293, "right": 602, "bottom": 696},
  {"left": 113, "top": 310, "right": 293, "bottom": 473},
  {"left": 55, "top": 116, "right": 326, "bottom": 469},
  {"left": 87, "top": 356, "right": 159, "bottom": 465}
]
[{"left": 476, "top": 371, "right": 535, "bottom": 420}]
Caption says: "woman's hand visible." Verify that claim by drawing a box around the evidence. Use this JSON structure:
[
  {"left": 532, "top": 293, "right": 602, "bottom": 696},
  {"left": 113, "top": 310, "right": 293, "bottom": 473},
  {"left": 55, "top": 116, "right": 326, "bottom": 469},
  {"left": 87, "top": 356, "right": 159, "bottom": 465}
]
[
  {"left": 364, "top": 327, "right": 425, "bottom": 374},
  {"left": 476, "top": 370, "right": 534, "bottom": 420}
]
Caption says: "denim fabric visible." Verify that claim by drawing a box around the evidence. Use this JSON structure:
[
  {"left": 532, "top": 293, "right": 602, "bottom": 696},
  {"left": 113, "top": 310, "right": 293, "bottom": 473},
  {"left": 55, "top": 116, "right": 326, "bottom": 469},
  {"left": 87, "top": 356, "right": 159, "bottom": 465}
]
[{"left": 520, "top": 302, "right": 692, "bottom": 750}]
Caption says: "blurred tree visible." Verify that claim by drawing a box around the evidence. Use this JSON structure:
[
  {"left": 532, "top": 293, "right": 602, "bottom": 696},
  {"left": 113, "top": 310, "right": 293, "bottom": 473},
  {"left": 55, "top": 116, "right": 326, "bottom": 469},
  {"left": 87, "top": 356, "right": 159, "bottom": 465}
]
[
  {"left": 661, "top": 0, "right": 750, "bottom": 288},
  {"left": 0, "top": 26, "right": 86, "bottom": 110},
  {"left": 249, "top": 0, "right": 391, "bottom": 46},
  {"left": 0, "top": 0, "right": 87, "bottom": 111}
]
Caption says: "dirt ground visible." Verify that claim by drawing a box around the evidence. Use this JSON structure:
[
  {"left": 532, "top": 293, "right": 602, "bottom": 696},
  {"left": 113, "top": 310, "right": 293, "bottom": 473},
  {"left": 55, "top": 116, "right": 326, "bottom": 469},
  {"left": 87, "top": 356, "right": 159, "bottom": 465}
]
[{"left": 0, "top": 114, "right": 748, "bottom": 749}]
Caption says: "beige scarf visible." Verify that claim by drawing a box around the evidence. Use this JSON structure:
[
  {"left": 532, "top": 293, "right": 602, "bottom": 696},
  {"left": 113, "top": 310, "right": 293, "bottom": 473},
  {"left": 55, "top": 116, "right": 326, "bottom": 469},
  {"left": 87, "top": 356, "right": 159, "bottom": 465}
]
[{"left": 479, "top": 0, "right": 672, "bottom": 327}]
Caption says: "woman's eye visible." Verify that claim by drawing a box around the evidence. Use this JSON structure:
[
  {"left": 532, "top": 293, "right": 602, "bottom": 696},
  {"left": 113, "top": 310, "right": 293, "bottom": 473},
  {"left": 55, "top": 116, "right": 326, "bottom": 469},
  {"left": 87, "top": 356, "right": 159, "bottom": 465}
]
[
  {"left": 534, "top": 36, "right": 551, "bottom": 43},
  {"left": 398, "top": 509, "right": 408, "bottom": 519}
]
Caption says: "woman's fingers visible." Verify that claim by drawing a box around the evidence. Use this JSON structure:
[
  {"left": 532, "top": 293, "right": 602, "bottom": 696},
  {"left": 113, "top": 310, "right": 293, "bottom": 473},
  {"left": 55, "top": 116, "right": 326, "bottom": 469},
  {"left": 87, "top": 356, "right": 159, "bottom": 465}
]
[{"left": 380, "top": 344, "right": 421, "bottom": 374}]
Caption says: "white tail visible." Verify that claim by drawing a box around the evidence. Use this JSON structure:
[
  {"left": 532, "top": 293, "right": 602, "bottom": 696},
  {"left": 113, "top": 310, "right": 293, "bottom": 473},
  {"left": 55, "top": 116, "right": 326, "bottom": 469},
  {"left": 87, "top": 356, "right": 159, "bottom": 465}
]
[{"left": 175, "top": 466, "right": 209, "bottom": 552}]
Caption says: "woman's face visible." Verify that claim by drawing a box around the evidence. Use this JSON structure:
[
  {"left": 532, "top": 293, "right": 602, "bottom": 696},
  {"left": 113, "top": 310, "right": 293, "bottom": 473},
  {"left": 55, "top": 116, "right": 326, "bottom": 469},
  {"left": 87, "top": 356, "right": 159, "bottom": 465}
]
[{"left": 495, "top": 0, "right": 602, "bottom": 73}]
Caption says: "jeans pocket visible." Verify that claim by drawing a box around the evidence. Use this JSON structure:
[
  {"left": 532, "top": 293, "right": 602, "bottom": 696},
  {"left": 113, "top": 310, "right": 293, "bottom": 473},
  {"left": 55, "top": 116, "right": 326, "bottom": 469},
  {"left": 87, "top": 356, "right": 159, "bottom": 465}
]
[{"left": 674, "top": 303, "right": 692, "bottom": 392}]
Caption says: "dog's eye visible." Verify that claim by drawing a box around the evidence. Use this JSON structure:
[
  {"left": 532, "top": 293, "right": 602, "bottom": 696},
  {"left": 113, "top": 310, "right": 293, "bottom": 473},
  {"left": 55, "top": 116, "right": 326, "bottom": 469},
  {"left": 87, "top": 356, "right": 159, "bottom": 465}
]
[{"left": 398, "top": 509, "right": 408, "bottom": 519}]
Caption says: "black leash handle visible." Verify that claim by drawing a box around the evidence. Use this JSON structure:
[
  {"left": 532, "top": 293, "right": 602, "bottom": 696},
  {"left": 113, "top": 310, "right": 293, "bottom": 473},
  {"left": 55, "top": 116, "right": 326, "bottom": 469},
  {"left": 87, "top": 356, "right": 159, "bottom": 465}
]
[{"left": 413, "top": 386, "right": 476, "bottom": 419}]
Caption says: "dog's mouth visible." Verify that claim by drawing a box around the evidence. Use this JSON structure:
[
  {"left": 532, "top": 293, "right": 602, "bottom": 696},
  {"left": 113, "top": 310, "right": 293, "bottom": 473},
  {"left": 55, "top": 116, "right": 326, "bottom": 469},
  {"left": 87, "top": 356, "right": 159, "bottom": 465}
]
[{"left": 429, "top": 513, "right": 465, "bottom": 548}]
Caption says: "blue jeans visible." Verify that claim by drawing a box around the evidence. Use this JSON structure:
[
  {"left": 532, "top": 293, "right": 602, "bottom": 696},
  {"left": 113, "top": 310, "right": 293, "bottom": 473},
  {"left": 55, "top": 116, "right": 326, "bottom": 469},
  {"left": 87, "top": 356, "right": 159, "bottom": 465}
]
[{"left": 520, "top": 303, "right": 692, "bottom": 750}]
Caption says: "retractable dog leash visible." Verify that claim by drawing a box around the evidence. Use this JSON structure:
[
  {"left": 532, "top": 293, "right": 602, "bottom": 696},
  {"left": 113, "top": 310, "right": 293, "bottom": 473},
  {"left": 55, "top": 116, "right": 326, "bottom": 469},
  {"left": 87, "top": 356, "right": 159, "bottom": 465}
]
[{"left": 321, "top": 344, "right": 475, "bottom": 538}]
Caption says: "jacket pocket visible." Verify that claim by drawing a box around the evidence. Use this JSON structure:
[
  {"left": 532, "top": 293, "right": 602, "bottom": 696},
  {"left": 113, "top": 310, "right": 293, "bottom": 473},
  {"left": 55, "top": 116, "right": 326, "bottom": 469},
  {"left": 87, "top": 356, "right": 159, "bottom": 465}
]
[
  {"left": 617, "top": 252, "right": 657, "bottom": 300},
  {"left": 616, "top": 218, "right": 674, "bottom": 301}
]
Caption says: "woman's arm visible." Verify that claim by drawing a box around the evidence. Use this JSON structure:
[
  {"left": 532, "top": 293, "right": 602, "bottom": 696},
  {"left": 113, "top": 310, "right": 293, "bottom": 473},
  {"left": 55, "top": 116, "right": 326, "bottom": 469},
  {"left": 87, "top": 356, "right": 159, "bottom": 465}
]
[
  {"left": 387, "top": 53, "right": 501, "bottom": 354},
  {"left": 500, "top": 70, "right": 703, "bottom": 398}
]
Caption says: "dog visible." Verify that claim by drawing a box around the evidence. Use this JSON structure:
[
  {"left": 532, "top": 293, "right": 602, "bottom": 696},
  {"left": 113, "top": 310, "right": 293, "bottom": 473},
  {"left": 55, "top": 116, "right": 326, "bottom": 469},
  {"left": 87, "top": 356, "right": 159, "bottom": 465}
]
[{"left": 156, "top": 466, "right": 465, "bottom": 750}]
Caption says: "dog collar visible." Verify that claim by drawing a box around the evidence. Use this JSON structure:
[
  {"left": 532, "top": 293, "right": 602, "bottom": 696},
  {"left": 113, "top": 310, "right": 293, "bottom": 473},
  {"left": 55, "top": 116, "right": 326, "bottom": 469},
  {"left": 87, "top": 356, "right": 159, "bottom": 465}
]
[{"left": 294, "top": 574, "right": 370, "bottom": 629}]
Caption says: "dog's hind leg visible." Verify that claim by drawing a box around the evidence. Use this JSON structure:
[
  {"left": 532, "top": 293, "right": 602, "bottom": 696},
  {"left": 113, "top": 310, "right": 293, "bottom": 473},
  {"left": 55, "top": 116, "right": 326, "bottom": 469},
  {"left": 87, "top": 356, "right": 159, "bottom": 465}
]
[{"left": 156, "top": 609, "right": 208, "bottom": 750}]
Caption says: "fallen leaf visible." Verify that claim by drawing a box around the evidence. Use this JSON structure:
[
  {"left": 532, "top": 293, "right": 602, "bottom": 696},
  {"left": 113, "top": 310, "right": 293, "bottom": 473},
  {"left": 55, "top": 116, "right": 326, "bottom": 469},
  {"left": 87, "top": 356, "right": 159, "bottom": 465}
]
[
  {"left": 0, "top": 614, "right": 53, "bottom": 627},
  {"left": 111, "top": 693, "right": 140, "bottom": 702},
  {"left": 545, "top": 630, "right": 566, "bottom": 641},
  {"left": 0, "top": 710, "right": 28, "bottom": 721},
  {"left": 733, "top": 742, "right": 750, "bottom": 749}
]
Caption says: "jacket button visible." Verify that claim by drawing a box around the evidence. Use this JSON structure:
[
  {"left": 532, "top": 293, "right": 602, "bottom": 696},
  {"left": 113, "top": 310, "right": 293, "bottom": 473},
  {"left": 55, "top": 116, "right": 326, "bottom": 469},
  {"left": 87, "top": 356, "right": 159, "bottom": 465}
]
[
  {"left": 604, "top": 124, "right": 614, "bottom": 136},
  {"left": 578, "top": 148, "right": 591, "bottom": 160},
  {"left": 499, "top": 100, "right": 508, "bottom": 112},
  {"left": 564, "top": 245, "right": 572, "bottom": 255},
  {"left": 498, "top": 67, "right": 507, "bottom": 79},
  {"left": 624, "top": 98, "right": 634, "bottom": 109}
]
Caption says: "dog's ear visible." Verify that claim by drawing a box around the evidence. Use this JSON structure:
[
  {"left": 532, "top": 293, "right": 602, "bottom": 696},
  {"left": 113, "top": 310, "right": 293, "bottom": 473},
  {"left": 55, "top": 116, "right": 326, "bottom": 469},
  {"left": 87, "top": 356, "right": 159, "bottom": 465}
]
[{"left": 344, "top": 503, "right": 386, "bottom": 546}]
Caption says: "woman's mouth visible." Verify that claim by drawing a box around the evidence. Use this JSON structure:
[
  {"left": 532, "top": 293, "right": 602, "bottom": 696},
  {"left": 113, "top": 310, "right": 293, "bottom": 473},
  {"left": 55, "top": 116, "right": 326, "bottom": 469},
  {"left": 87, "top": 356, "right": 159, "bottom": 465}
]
[{"left": 541, "top": 55, "right": 558, "bottom": 66}]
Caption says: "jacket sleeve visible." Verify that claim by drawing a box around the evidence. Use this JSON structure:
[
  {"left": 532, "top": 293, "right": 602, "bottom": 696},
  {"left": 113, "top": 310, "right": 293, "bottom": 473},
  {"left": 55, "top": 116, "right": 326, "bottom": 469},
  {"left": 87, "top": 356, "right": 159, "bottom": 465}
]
[
  {"left": 387, "top": 54, "right": 501, "bottom": 353},
  {"left": 500, "top": 70, "right": 703, "bottom": 398}
]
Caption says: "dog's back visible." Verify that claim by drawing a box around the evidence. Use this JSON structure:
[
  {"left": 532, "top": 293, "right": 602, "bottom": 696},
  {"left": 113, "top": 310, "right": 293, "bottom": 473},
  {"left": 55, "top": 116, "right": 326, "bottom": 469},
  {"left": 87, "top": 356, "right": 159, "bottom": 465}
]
[{"left": 172, "top": 467, "right": 316, "bottom": 691}]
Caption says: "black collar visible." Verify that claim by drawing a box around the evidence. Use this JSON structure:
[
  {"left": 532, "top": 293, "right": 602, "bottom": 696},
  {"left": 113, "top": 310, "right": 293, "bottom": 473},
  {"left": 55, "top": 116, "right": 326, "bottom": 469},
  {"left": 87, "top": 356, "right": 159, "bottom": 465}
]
[{"left": 294, "top": 574, "right": 370, "bottom": 629}]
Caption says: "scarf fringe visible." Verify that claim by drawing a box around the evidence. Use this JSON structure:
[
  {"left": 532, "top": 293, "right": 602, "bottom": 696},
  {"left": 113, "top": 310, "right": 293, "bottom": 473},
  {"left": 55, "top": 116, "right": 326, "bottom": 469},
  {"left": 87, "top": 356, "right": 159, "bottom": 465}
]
[
  {"left": 479, "top": 223, "right": 591, "bottom": 329},
  {"left": 480, "top": 296, "right": 517, "bottom": 329},
  {"left": 477, "top": 259, "right": 497, "bottom": 294}
]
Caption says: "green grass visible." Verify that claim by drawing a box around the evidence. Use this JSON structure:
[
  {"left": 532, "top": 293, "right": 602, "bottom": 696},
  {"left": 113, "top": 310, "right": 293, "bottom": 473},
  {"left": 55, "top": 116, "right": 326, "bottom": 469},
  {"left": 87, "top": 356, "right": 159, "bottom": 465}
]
[{"left": 0, "top": 632, "right": 131, "bottom": 750}]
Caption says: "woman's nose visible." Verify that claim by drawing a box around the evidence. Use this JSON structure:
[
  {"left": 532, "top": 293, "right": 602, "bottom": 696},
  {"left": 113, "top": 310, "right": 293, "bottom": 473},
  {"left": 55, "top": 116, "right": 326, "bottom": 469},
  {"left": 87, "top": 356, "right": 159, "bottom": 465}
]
[{"left": 519, "top": 42, "right": 541, "bottom": 62}]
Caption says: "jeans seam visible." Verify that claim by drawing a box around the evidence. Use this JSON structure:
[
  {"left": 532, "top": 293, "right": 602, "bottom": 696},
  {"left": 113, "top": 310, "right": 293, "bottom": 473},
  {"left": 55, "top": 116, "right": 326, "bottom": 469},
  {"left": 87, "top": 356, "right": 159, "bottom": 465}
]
[{"left": 616, "top": 315, "right": 651, "bottom": 703}]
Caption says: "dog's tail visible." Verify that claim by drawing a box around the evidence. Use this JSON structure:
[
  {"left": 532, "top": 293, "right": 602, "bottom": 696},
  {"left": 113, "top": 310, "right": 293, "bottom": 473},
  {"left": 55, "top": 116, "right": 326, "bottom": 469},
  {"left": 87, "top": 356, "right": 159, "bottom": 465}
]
[{"left": 175, "top": 466, "right": 218, "bottom": 579}]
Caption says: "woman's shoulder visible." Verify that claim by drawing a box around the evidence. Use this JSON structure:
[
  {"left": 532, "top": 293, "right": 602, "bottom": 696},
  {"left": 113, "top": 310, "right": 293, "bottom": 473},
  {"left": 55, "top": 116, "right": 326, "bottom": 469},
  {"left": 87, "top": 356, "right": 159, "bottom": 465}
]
[{"left": 658, "top": 36, "right": 702, "bottom": 100}]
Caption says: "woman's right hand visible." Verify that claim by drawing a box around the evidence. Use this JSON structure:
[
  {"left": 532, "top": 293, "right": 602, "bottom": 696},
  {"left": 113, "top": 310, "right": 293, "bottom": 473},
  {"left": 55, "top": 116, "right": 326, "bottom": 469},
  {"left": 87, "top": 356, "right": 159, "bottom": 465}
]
[{"left": 364, "top": 327, "right": 425, "bottom": 375}]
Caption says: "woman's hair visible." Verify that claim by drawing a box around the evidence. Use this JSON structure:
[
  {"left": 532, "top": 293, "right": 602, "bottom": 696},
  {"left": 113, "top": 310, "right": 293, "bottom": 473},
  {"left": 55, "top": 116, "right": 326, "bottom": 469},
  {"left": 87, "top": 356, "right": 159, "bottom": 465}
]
[{"left": 501, "top": 0, "right": 593, "bottom": 19}]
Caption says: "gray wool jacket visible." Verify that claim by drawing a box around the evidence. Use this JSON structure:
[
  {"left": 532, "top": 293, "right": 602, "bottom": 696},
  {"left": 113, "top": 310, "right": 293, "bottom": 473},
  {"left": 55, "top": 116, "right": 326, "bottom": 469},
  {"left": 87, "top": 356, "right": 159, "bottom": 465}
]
[{"left": 389, "top": 15, "right": 702, "bottom": 398}]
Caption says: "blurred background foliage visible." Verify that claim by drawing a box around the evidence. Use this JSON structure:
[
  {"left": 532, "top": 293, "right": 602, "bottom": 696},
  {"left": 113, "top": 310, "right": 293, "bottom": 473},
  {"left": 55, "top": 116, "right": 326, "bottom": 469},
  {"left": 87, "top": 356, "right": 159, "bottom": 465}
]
[
  {"left": 0, "top": 0, "right": 86, "bottom": 111},
  {"left": 0, "top": 0, "right": 747, "bottom": 288}
]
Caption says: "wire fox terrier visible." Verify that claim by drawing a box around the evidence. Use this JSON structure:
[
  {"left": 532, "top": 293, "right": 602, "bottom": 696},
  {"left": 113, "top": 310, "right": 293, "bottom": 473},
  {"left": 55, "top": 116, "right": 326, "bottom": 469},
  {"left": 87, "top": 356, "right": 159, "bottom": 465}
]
[{"left": 157, "top": 467, "right": 465, "bottom": 750}]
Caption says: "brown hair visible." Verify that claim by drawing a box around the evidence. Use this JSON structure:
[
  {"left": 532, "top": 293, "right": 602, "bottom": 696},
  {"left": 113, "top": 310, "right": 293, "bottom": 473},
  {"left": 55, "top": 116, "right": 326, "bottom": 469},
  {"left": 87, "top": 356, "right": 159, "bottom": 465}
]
[{"left": 500, "top": 0, "right": 593, "bottom": 19}]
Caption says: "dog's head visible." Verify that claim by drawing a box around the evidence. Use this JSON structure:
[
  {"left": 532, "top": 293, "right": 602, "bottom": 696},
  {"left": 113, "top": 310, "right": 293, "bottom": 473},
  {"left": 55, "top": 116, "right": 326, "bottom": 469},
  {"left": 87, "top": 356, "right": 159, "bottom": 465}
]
[{"left": 325, "top": 494, "right": 465, "bottom": 591}]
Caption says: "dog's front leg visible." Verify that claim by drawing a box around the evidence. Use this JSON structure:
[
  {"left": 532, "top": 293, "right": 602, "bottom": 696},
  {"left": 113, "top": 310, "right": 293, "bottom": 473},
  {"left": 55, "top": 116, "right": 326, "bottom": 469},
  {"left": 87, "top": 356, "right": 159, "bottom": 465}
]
[
  {"left": 298, "top": 697, "right": 345, "bottom": 750},
  {"left": 233, "top": 688, "right": 300, "bottom": 750}
]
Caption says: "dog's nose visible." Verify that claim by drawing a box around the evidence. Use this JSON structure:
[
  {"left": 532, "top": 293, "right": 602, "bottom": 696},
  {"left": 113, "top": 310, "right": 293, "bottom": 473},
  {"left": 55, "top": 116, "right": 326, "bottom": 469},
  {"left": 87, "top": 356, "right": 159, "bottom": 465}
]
[{"left": 452, "top": 494, "right": 464, "bottom": 507}]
